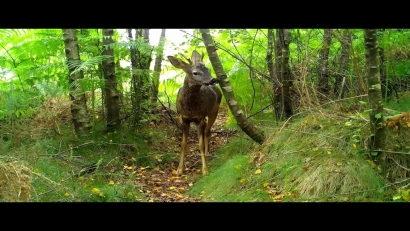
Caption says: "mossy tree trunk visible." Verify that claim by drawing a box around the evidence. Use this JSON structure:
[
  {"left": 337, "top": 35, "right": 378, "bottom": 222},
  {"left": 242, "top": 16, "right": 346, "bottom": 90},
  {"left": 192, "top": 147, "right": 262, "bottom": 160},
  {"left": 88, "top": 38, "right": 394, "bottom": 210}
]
[
  {"left": 139, "top": 29, "right": 153, "bottom": 105},
  {"left": 334, "top": 29, "right": 352, "bottom": 99},
  {"left": 280, "top": 29, "right": 293, "bottom": 119},
  {"left": 128, "top": 29, "right": 142, "bottom": 125},
  {"left": 363, "top": 29, "right": 386, "bottom": 169},
  {"left": 266, "top": 29, "right": 282, "bottom": 122},
  {"left": 102, "top": 29, "right": 120, "bottom": 130},
  {"left": 318, "top": 29, "right": 333, "bottom": 95},
  {"left": 62, "top": 29, "right": 92, "bottom": 135},
  {"left": 200, "top": 29, "right": 265, "bottom": 144},
  {"left": 274, "top": 29, "right": 284, "bottom": 119},
  {"left": 152, "top": 29, "right": 166, "bottom": 108},
  {"left": 129, "top": 29, "right": 153, "bottom": 126}
]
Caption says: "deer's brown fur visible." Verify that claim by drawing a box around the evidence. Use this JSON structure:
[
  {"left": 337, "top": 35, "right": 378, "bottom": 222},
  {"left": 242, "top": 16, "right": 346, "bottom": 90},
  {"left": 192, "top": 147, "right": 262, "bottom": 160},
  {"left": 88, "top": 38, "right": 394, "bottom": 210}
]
[{"left": 168, "top": 50, "right": 222, "bottom": 175}]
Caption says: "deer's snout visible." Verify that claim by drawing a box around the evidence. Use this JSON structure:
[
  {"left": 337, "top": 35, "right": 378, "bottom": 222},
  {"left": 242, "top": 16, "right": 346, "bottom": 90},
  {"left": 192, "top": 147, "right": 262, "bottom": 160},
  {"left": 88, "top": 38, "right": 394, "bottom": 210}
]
[{"left": 204, "top": 78, "right": 219, "bottom": 86}]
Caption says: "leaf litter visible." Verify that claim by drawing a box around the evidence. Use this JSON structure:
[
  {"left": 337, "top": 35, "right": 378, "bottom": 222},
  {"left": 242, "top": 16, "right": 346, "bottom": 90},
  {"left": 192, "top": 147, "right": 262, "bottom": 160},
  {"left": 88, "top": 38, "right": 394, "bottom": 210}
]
[{"left": 131, "top": 105, "right": 237, "bottom": 202}]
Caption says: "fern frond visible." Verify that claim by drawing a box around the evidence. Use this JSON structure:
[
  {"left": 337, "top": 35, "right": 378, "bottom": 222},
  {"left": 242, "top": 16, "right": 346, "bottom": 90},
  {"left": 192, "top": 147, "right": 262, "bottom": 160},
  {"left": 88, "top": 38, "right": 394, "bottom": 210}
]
[{"left": 70, "top": 55, "right": 112, "bottom": 75}]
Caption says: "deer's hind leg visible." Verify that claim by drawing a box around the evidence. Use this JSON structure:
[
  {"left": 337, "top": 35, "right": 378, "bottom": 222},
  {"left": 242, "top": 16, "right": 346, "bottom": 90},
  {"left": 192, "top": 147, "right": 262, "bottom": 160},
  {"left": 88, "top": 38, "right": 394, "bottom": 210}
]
[
  {"left": 204, "top": 108, "right": 219, "bottom": 162},
  {"left": 197, "top": 119, "right": 208, "bottom": 175}
]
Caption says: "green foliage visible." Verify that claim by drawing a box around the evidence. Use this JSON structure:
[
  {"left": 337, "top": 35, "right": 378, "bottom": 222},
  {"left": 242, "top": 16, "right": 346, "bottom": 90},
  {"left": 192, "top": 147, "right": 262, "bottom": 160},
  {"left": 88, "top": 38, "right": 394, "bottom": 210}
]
[
  {"left": 3, "top": 28, "right": 410, "bottom": 202},
  {"left": 190, "top": 109, "right": 386, "bottom": 202},
  {"left": 69, "top": 55, "right": 112, "bottom": 75}
]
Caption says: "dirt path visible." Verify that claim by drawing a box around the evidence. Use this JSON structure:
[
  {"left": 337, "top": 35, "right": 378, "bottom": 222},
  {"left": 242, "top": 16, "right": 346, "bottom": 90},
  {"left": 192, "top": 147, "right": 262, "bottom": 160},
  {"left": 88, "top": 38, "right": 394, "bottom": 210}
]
[{"left": 132, "top": 105, "right": 236, "bottom": 202}]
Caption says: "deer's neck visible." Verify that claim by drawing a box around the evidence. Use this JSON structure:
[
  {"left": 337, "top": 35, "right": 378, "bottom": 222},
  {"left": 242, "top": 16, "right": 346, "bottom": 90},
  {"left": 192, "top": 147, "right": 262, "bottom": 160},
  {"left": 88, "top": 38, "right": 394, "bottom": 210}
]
[
  {"left": 181, "top": 82, "right": 203, "bottom": 105},
  {"left": 183, "top": 82, "right": 202, "bottom": 99}
]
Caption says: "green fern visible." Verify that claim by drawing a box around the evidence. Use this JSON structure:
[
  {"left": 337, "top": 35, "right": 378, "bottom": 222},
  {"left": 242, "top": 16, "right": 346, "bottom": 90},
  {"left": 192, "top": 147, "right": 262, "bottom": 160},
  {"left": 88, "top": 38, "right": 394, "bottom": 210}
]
[{"left": 69, "top": 55, "right": 112, "bottom": 75}]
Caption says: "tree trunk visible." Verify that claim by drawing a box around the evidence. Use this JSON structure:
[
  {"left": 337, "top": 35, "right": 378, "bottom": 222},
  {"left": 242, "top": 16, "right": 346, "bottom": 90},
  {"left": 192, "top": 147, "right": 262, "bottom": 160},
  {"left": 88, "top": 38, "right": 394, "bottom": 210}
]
[
  {"left": 200, "top": 29, "right": 265, "bottom": 145},
  {"left": 152, "top": 29, "right": 166, "bottom": 108},
  {"left": 379, "top": 46, "right": 388, "bottom": 99},
  {"left": 318, "top": 29, "right": 333, "bottom": 94},
  {"left": 102, "top": 29, "right": 120, "bottom": 130},
  {"left": 62, "top": 29, "right": 91, "bottom": 134},
  {"left": 140, "top": 29, "right": 152, "bottom": 104},
  {"left": 334, "top": 29, "right": 352, "bottom": 99},
  {"left": 115, "top": 60, "right": 124, "bottom": 101},
  {"left": 363, "top": 29, "right": 386, "bottom": 169},
  {"left": 281, "top": 29, "right": 293, "bottom": 119},
  {"left": 128, "top": 29, "right": 142, "bottom": 125},
  {"left": 274, "top": 29, "right": 284, "bottom": 119},
  {"left": 266, "top": 29, "right": 282, "bottom": 122}
]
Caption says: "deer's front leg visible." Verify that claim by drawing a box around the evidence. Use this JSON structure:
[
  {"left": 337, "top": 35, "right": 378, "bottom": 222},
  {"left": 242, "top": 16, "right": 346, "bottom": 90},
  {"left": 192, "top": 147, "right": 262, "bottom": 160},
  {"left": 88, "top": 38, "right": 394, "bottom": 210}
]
[{"left": 178, "top": 122, "right": 189, "bottom": 175}]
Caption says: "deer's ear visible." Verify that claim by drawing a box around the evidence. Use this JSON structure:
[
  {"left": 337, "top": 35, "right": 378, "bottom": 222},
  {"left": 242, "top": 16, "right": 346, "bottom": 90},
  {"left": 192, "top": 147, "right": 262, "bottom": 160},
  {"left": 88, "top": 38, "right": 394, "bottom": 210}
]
[
  {"left": 168, "top": 56, "right": 189, "bottom": 69},
  {"left": 191, "top": 50, "right": 202, "bottom": 63}
]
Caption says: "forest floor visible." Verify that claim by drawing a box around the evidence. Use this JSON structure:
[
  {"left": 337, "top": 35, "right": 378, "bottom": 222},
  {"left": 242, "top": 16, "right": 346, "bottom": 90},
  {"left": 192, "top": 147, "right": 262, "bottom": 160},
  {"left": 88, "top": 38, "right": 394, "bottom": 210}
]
[{"left": 132, "top": 105, "right": 238, "bottom": 202}]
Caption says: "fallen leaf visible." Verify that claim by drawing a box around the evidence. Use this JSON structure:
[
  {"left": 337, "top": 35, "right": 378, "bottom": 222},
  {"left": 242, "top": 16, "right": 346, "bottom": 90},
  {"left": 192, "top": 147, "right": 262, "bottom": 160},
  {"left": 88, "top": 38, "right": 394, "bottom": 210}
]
[
  {"left": 123, "top": 165, "right": 133, "bottom": 170},
  {"left": 169, "top": 186, "right": 176, "bottom": 190},
  {"left": 263, "top": 182, "right": 269, "bottom": 188},
  {"left": 273, "top": 194, "right": 284, "bottom": 200},
  {"left": 240, "top": 178, "right": 246, "bottom": 184},
  {"left": 337, "top": 162, "right": 343, "bottom": 166},
  {"left": 91, "top": 188, "right": 100, "bottom": 194},
  {"left": 254, "top": 169, "right": 262, "bottom": 174},
  {"left": 172, "top": 170, "right": 178, "bottom": 175},
  {"left": 171, "top": 137, "right": 176, "bottom": 141},
  {"left": 148, "top": 198, "right": 154, "bottom": 202}
]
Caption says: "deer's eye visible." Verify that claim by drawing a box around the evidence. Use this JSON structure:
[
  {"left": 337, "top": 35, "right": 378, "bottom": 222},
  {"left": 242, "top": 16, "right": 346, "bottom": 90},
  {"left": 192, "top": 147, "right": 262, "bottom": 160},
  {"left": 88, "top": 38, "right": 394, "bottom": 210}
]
[{"left": 193, "top": 71, "right": 199, "bottom": 76}]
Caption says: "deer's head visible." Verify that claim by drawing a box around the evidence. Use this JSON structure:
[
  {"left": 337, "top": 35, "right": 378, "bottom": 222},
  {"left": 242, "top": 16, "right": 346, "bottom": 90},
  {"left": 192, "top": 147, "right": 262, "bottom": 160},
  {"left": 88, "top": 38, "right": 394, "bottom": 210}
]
[{"left": 168, "top": 50, "right": 218, "bottom": 87}]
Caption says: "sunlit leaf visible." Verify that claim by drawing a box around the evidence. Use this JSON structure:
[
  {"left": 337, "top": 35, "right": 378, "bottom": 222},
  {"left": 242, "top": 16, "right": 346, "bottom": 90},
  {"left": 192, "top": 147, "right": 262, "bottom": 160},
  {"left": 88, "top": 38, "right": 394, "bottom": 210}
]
[
  {"left": 392, "top": 194, "right": 402, "bottom": 201},
  {"left": 91, "top": 188, "right": 100, "bottom": 194},
  {"left": 375, "top": 113, "right": 382, "bottom": 119},
  {"left": 401, "top": 190, "right": 410, "bottom": 201}
]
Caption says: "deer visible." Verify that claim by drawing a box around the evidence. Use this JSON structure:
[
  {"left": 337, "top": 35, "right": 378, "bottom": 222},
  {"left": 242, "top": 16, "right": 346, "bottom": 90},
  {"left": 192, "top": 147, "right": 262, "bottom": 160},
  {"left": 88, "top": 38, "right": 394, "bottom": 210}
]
[{"left": 167, "top": 50, "right": 222, "bottom": 176}]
